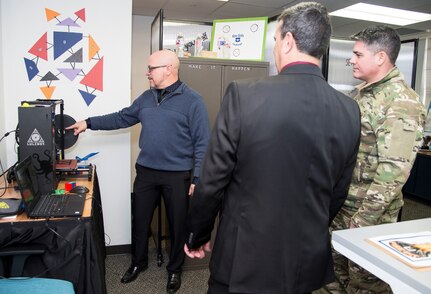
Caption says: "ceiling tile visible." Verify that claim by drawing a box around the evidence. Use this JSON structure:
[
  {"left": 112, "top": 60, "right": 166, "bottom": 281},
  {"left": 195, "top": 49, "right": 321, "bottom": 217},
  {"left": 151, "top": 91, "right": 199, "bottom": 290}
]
[
  {"left": 209, "top": 2, "right": 276, "bottom": 20},
  {"left": 132, "top": 0, "right": 431, "bottom": 38}
]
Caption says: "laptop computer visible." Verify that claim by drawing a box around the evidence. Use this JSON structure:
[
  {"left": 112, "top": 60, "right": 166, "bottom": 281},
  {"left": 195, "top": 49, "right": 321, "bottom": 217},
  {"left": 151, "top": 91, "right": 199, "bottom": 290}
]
[{"left": 14, "top": 156, "right": 85, "bottom": 218}]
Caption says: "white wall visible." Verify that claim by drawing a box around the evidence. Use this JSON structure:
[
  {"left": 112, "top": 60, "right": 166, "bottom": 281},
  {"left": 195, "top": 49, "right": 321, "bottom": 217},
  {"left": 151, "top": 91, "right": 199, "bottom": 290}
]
[
  {"left": 0, "top": 2, "right": 6, "bottom": 171},
  {"left": 0, "top": 0, "right": 133, "bottom": 247},
  {"left": 130, "top": 15, "right": 153, "bottom": 185}
]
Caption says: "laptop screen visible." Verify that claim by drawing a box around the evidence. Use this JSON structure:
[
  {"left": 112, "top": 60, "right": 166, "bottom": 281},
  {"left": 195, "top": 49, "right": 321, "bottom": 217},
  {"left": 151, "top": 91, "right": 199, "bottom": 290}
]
[{"left": 14, "top": 156, "right": 40, "bottom": 211}]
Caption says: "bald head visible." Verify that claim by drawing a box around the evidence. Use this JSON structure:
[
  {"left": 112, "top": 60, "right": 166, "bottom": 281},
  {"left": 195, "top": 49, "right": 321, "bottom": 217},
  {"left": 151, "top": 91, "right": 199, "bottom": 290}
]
[
  {"left": 147, "top": 50, "right": 180, "bottom": 89},
  {"left": 151, "top": 50, "right": 180, "bottom": 70}
]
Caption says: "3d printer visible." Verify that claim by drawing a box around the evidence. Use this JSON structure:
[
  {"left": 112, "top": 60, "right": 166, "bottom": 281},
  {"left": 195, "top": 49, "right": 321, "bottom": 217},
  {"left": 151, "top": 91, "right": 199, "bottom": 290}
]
[{"left": 17, "top": 99, "right": 78, "bottom": 193}]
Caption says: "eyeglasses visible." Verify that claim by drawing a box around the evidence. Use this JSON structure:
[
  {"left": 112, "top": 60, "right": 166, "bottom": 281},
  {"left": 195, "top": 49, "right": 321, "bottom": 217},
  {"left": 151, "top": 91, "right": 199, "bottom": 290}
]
[{"left": 147, "top": 65, "right": 168, "bottom": 72}]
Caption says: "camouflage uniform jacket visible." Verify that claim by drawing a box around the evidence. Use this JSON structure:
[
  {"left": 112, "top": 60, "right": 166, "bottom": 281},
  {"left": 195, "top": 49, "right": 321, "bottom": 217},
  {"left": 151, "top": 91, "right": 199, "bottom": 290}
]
[{"left": 343, "top": 67, "right": 426, "bottom": 229}]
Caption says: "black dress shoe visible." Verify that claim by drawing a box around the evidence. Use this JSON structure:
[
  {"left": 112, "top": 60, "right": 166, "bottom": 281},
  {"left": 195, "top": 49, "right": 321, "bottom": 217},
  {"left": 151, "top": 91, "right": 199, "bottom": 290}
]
[
  {"left": 120, "top": 264, "right": 148, "bottom": 283},
  {"left": 166, "top": 272, "right": 181, "bottom": 293}
]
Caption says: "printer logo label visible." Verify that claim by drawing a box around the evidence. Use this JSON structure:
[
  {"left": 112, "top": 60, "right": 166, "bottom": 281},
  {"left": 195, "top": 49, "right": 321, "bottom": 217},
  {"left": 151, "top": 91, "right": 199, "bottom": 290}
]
[{"left": 27, "top": 129, "right": 45, "bottom": 146}]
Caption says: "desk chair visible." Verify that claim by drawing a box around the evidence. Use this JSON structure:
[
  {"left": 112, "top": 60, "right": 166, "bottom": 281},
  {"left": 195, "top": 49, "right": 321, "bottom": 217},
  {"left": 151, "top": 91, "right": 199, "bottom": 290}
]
[{"left": 0, "top": 245, "right": 75, "bottom": 294}]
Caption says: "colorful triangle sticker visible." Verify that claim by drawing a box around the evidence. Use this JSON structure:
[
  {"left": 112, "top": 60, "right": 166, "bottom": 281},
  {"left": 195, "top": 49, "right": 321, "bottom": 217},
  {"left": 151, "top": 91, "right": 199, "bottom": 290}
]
[
  {"left": 40, "top": 86, "right": 56, "bottom": 99},
  {"left": 88, "top": 35, "right": 101, "bottom": 61},
  {"left": 75, "top": 8, "right": 86, "bottom": 22},
  {"left": 58, "top": 68, "right": 82, "bottom": 81},
  {"left": 80, "top": 57, "right": 103, "bottom": 91},
  {"left": 28, "top": 33, "right": 48, "bottom": 61},
  {"left": 24, "top": 58, "right": 39, "bottom": 81},
  {"left": 45, "top": 8, "right": 60, "bottom": 21},
  {"left": 79, "top": 90, "right": 97, "bottom": 106}
]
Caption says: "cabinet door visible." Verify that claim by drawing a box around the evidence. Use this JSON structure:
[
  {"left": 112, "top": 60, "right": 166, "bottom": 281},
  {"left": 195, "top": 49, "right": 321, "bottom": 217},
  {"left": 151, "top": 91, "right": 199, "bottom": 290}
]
[
  {"left": 403, "top": 153, "right": 431, "bottom": 202},
  {"left": 412, "top": 153, "right": 431, "bottom": 201},
  {"left": 222, "top": 65, "right": 268, "bottom": 100},
  {"left": 179, "top": 63, "right": 222, "bottom": 129}
]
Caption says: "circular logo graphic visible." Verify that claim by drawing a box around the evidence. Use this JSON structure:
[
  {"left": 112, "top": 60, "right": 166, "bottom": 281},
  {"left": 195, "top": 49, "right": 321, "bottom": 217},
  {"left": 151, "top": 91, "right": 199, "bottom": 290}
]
[
  {"left": 250, "top": 24, "right": 259, "bottom": 32},
  {"left": 223, "top": 25, "right": 231, "bottom": 33},
  {"left": 31, "top": 133, "right": 41, "bottom": 142}
]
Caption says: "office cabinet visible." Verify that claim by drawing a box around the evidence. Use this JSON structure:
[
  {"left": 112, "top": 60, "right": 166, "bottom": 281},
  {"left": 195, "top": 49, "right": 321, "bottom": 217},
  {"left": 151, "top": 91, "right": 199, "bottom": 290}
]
[
  {"left": 179, "top": 58, "right": 269, "bottom": 128},
  {"left": 403, "top": 151, "right": 431, "bottom": 203},
  {"left": 175, "top": 58, "right": 269, "bottom": 270}
]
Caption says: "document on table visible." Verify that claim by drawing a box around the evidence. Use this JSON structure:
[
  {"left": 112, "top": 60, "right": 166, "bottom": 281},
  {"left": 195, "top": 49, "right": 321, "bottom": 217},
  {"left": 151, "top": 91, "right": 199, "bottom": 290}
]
[{"left": 368, "top": 231, "right": 431, "bottom": 270}]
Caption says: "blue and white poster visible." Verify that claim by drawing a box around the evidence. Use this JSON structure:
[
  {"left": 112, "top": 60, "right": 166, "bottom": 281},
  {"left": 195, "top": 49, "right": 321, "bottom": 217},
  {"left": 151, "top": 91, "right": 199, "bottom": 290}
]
[{"left": 211, "top": 17, "right": 267, "bottom": 61}]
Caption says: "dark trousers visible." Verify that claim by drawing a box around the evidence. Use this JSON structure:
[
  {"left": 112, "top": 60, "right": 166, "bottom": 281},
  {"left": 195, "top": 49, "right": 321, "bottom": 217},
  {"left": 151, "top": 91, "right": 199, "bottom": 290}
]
[{"left": 131, "top": 164, "right": 190, "bottom": 273}]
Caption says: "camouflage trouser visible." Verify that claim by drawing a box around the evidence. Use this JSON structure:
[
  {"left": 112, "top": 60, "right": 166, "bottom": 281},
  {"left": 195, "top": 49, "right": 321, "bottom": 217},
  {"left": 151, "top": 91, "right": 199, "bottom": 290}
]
[
  {"left": 314, "top": 250, "right": 392, "bottom": 294},
  {"left": 322, "top": 251, "right": 392, "bottom": 294},
  {"left": 314, "top": 207, "right": 397, "bottom": 294}
]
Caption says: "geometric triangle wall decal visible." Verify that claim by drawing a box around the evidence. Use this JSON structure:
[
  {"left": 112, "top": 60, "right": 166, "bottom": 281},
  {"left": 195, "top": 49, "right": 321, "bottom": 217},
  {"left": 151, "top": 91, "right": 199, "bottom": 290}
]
[
  {"left": 24, "top": 58, "right": 39, "bottom": 81},
  {"left": 40, "top": 86, "right": 56, "bottom": 99},
  {"left": 45, "top": 8, "right": 60, "bottom": 21},
  {"left": 74, "top": 8, "right": 86, "bottom": 22},
  {"left": 53, "top": 31, "right": 83, "bottom": 60},
  {"left": 58, "top": 68, "right": 82, "bottom": 81},
  {"left": 88, "top": 35, "right": 100, "bottom": 61},
  {"left": 79, "top": 89, "right": 96, "bottom": 106},
  {"left": 40, "top": 71, "right": 59, "bottom": 81},
  {"left": 28, "top": 33, "right": 48, "bottom": 61},
  {"left": 57, "top": 17, "right": 80, "bottom": 28},
  {"left": 80, "top": 57, "right": 103, "bottom": 91},
  {"left": 64, "top": 48, "right": 83, "bottom": 63}
]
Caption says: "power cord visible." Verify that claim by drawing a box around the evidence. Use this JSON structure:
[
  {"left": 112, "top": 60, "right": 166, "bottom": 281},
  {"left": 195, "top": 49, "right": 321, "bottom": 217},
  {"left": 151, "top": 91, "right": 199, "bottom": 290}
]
[
  {"left": 0, "top": 221, "right": 75, "bottom": 280},
  {"left": 85, "top": 194, "right": 110, "bottom": 245},
  {"left": 0, "top": 160, "right": 18, "bottom": 197},
  {"left": 105, "top": 233, "right": 112, "bottom": 246},
  {"left": 0, "top": 159, "right": 7, "bottom": 197},
  {"left": 0, "top": 129, "right": 18, "bottom": 197},
  {"left": 26, "top": 221, "right": 75, "bottom": 279},
  {"left": 0, "top": 129, "right": 16, "bottom": 143}
]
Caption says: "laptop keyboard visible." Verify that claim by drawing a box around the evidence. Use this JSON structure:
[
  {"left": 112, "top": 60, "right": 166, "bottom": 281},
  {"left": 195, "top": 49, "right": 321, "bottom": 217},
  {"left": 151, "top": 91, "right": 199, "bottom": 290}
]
[{"left": 34, "top": 194, "right": 68, "bottom": 215}]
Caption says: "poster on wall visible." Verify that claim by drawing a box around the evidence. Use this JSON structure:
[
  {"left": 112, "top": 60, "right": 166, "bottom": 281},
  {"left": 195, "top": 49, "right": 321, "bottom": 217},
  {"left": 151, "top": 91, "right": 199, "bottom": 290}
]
[
  {"left": 23, "top": 7, "right": 104, "bottom": 106},
  {"left": 211, "top": 17, "right": 267, "bottom": 61}
]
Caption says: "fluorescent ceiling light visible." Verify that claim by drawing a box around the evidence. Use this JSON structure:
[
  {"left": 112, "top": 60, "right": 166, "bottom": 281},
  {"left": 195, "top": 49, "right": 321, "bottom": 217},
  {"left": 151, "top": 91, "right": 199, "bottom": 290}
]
[
  {"left": 329, "top": 3, "right": 431, "bottom": 26},
  {"left": 164, "top": 21, "right": 191, "bottom": 27}
]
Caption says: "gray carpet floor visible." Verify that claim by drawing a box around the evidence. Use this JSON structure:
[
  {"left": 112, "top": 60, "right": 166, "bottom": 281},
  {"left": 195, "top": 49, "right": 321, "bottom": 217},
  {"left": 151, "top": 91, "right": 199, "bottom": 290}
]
[
  {"left": 105, "top": 243, "right": 210, "bottom": 293},
  {"left": 105, "top": 195, "right": 431, "bottom": 293}
]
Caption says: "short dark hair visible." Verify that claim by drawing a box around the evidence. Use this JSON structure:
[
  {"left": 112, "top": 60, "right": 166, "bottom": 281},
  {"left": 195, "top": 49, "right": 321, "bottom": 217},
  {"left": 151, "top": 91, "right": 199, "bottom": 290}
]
[
  {"left": 350, "top": 25, "right": 401, "bottom": 65},
  {"left": 277, "top": 2, "right": 331, "bottom": 58}
]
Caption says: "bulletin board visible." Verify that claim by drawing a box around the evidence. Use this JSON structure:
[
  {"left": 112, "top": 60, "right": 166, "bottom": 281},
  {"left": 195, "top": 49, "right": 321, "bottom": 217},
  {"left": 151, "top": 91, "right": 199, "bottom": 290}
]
[{"left": 211, "top": 17, "right": 267, "bottom": 61}]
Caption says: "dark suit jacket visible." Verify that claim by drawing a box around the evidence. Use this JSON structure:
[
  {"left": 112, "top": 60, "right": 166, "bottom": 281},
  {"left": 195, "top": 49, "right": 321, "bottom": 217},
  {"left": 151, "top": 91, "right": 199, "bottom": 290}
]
[{"left": 186, "top": 64, "right": 361, "bottom": 293}]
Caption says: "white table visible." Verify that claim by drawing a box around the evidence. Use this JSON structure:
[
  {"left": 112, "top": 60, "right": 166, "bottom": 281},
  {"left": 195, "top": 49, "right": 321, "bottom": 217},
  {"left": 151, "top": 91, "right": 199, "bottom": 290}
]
[{"left": 332, "top": 218, "right": 431, "bottom": 294}]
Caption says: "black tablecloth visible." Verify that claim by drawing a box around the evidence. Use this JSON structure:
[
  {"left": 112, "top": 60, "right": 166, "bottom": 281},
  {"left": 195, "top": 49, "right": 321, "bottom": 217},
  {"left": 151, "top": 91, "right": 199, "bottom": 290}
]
[{"left": 0, "top": 170, "right": 106, "bottom": 294}]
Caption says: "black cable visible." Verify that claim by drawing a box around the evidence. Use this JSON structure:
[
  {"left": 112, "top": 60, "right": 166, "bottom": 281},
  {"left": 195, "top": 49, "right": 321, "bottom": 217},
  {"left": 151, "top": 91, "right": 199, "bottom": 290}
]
[
  {"left": 85, "top": 194, "right": 103, "bottom": 211},
  {"left": 45, "top": 223, "right": 73, "bottom": 250},
  {"left": 104, "top": 233, "right": 112, "bottom": 246},
  {"left": 0, "top": 129, "right": 18, "bottom": 197},
  {"left": 0, "top": 221, "right": 75, "bottom": 280},
  {"left": 0, "top": 159, "right": 7, "bottom": 197},
  {"left": 0, "top": 160, "right": 19, "bottom": 197},
  {"left": 0, "top": 129, "right": 16, "bottom": 143},
  {"left": 26, "top": 222, "right": 75, "bottom": 279},
  {"left": 84, "top": 195, "right": 109, "bottom": 245}
]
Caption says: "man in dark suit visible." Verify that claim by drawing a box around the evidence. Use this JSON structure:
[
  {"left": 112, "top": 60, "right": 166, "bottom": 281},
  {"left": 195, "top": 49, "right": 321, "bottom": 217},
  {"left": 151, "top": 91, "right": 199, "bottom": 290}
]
[{"left": 184, "top": 2, "right": 361, "bottom": 293}]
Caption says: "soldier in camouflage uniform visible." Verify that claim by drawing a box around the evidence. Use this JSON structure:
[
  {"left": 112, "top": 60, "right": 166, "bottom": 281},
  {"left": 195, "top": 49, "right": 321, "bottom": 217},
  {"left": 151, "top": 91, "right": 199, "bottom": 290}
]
[{"left": 323, "top": 26, "right": 426, "bottom": 293}]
